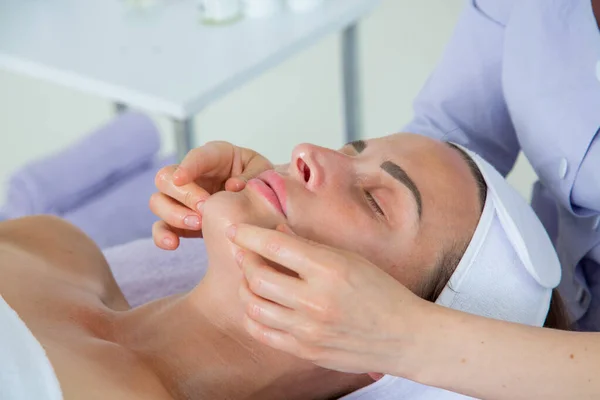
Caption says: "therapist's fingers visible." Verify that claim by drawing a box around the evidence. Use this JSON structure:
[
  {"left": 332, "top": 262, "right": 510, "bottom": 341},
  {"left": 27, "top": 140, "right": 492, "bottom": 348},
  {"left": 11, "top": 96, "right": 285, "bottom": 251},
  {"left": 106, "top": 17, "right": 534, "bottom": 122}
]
[
  {"left": 152, "top": 221, "right": 180, "bottom": 250},
  {"left": 152, "top": 220, "right": 203, "bottom": 250},
  {"left": 172, "top": 142, "right": 232, "bottom": 186},
  {"left": 237, "top": 249, "right": 306, "bottom": 310},
  {"left": 243, "top": 311, "right": 342, "bottom": 369},
  {"left": 224, "top": 156, "right": 275, "bottom": 192},
  {"left": 275, "top": 223, "right": 297, "bottom": 236},
  {"left": 149, "top": 193, "right": 203, "bottom": 231},
  {"left": 239, "top": 278, "right": 300, "bottom": 331},
  {"left": 243, "top": 315, "right": 338, "bottom": 367},
  {"left": 242, "top": 314, "right": 301, "bottom": 355},
  {"left": 239, "top": 277, "right": 339, "bottom": 351},
  {"left": 224, "top": 177, "right": 247, "bottom": 192},
  {"left": 227, "top": 223, "right": 338, "bottom": 278},
  {"left": 155, "top": 165, "right": 211, "bottom": 213}
]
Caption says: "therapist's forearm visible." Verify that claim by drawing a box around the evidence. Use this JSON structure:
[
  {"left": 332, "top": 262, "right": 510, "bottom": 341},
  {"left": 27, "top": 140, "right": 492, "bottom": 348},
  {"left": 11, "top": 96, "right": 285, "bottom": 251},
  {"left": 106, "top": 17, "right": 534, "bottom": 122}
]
[{"left": 396, "top": 304, "right": 600, "bottom": 400}]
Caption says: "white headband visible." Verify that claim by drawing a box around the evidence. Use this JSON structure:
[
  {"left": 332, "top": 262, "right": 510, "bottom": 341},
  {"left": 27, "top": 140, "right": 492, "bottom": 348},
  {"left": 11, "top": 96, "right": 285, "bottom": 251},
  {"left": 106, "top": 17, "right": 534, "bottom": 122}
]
[{"left": 435, "top": 145, "right": 561, "bottom": 326}]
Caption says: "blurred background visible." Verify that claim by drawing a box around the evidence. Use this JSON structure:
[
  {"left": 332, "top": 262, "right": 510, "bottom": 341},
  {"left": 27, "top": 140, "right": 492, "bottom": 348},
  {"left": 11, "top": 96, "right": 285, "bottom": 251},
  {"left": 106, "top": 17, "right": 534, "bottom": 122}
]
[{"left": 0, "top": 0, "right": 536, "bottom": 205}]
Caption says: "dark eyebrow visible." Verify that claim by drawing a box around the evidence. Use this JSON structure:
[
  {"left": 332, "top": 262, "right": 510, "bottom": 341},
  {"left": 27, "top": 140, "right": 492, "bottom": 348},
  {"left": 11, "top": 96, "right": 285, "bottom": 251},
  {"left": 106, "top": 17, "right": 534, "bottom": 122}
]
[
  {"left": 345, "top": 139, "right": 423, "bottom": 218},
  {"left": 380, "top": 161, "right": 423, "bottom": 218},
  {"left": 347, "top": 140, "right": 366, "bottom": 153}
]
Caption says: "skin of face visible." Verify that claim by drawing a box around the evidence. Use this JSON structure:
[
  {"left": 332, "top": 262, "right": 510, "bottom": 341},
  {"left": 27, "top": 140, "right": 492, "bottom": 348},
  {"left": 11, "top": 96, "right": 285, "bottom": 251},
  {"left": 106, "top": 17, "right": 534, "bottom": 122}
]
[{"left": 201, "top": 133, "right": 482, "bottom": 293}]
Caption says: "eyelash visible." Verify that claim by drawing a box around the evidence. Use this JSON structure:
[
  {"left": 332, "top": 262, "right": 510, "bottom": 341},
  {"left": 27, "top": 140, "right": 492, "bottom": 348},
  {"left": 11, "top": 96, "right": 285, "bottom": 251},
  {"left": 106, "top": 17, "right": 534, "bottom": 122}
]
[{"left": 365, "top": 191, "right": 385, "bottom": 216}]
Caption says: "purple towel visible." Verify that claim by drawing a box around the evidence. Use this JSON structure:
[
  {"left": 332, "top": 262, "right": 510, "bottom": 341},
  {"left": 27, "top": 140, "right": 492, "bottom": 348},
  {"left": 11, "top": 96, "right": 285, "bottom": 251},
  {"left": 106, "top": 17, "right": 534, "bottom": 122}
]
[
  {"left": 2, "top": 113, "right": 160, "bottom": 217},
  {"left": 104, "top": 237, "right": 207, "bottom": 307},
  {"left": 63, "top": 156, "right": 175, "bottom": 249}
]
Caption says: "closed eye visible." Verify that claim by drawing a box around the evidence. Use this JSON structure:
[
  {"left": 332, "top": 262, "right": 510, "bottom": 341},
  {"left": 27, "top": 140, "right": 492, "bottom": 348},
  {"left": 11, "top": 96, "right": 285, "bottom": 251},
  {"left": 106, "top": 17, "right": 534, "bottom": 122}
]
[{"left": 365, "top": 191, "right": 384, "bottom": 216}]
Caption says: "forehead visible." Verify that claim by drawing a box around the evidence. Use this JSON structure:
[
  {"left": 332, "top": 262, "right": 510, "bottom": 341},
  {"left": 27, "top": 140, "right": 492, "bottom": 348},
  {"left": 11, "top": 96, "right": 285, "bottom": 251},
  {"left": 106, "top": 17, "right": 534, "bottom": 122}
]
[
  {"left": 362, "top": 134, "right": 451, "bottom": 160},
  {"left": 356, "top": 134, "right": 472, "bottom": 178},
  {"left": 377, "top": 133, "right": 478, "bottom": 200}
]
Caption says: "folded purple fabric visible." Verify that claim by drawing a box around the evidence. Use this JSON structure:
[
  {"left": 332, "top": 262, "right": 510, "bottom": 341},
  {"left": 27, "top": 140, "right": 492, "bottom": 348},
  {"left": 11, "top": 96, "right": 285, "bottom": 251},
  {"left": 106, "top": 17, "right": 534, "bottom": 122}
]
[
  {"left": 103, "top": 237, "right": 208, "bottom": 307},
  {"left": 63, "top": 156, "right": 175, "bottom": 250},
  {"left": 2, "top": 112, "right": 160, "bottom": 217}
]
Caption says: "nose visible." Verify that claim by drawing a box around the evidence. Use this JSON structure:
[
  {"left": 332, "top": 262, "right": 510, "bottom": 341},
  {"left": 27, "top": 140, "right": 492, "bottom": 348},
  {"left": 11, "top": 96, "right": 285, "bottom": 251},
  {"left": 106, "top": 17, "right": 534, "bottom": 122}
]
[{"left": 289, "top": 143, "right": 350, "bottom": 190}]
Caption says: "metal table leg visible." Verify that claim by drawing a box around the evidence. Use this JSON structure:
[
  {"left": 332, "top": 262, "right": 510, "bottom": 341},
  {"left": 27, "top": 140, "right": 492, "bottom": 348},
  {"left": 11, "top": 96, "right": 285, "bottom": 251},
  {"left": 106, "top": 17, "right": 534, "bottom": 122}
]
[
  {"left": 174, "top": 118, "right": 194, "bottom": 162},
  {"left": 114, "top": 102, "right": 128, "bottom": 114},
  {"left": 342, "top": 23, "right": 362, "bottom": 144}
]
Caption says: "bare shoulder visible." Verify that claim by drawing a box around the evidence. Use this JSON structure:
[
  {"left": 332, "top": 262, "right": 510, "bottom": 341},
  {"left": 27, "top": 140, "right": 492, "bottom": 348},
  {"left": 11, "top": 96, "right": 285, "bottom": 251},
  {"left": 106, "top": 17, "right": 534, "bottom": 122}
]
[{"left": 0, "top": 216, "right": 129, "bottom": 311}]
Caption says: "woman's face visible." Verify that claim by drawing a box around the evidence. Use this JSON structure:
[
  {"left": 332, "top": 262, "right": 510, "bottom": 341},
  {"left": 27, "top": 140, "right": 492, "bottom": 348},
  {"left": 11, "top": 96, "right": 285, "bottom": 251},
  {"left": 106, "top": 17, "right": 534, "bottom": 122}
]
[{"left": 203, "top": 133, "right": 482, "bottom": 291}]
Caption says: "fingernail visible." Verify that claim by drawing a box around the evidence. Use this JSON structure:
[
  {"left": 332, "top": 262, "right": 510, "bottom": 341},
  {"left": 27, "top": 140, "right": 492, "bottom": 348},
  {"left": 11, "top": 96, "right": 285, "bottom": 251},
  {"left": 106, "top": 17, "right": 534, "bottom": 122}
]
[
  {"left": 184, "top": 215, "right": 201, "bottom": 228},
  {"left": 162, "top": 237, "right": 175, "bottom": 247},
  {"left": 235, "top": 250, "right": 245, "bottom": 265},
  {"left": 276, "top": 224, "right": 297, "bottom": 236},
  {"left": 173, "top": 167, "right": 182, "bottom": 180},
  {"left": 234, "top": 180, "right": 245, "bottom": 190},
  {"left": 226, "top": 224, "right": 237, "bottom": 240},
  {"left": 196, "top": 201, "right": 205, "bottom": 213}
]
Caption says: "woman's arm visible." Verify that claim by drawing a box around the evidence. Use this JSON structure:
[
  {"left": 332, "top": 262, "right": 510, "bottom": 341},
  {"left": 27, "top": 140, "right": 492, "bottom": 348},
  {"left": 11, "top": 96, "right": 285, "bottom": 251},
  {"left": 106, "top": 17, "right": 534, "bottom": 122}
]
[{"left": 402, "top": 304, "right": 599, "bottom": 400}]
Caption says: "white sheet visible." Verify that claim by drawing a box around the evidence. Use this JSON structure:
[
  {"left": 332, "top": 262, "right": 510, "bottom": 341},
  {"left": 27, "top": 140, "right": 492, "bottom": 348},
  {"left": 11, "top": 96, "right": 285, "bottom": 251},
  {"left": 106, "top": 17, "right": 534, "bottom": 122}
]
[
  {"left": 0, "top": 294, "right": 63, "bottom": 400},
  {"left": 341, "top": 375, "right": 478, "bottom": 399}
]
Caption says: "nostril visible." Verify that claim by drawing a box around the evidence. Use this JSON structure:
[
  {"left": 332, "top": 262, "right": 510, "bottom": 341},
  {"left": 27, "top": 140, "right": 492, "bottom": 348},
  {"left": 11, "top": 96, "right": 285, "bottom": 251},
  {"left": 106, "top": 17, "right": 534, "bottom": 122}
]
[{"left": 297, "top": 158, "right": 311, "bottom": 183}]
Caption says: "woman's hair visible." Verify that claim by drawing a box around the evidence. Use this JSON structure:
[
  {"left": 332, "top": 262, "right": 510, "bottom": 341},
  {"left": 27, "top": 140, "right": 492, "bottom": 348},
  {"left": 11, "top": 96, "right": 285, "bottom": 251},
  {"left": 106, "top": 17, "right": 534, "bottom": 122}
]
[
  {"left": 544, "top": 289, "right": 571, "bottom": 330},
  {"left": 420, "top": 143, "right": 571, "bottom": 331}
]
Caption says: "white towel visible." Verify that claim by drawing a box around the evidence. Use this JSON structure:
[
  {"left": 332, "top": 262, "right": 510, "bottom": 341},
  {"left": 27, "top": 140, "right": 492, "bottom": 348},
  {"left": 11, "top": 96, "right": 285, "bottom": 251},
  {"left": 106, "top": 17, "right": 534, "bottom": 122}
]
[
  {"left": 342, "top": 375, "right": 478, "bottom": 400},
  {"left": 0, "top": 295, "right": 62, "bottom": 400}
]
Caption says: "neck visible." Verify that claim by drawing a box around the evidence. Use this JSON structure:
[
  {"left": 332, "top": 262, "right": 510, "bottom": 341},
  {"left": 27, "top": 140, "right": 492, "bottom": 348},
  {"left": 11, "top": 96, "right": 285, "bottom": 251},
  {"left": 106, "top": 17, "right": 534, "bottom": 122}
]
[{"left": 114, "top": 266, "right": 371, "bottom": 400}]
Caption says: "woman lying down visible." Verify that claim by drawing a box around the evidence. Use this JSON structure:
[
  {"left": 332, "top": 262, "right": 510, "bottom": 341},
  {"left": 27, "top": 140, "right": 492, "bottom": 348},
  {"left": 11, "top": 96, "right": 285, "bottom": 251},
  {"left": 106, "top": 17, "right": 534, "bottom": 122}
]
[{"left": 0, "top": 133, "right": 568, "bottom": 400}]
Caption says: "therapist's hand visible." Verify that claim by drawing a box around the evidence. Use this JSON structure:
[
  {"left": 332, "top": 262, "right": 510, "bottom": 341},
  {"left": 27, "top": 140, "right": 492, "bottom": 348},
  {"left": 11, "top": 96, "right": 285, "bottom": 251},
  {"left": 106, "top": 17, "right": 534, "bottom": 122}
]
[
  {"left": 150, "top": 141, "right": 273, "bottom": 250},
  {"left": 227, "top": 223, "right": 429, "bottom": 376}
]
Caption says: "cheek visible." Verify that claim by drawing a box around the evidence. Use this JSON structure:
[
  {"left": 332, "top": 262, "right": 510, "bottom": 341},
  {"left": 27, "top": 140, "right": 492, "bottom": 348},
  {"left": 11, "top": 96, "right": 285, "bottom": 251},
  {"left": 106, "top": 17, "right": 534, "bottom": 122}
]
[
  {"left": 285, "top": 188, "right": 422, "bottom": 280},
  {"left": 288, "top": 195, "right": 385, "bottom": 259},
  {"left": 201, "top": 191, "right": 287, "bottom": 271},
  {"left": 289, "top": 196, "right": 423, "bottom": 281},
  {"left": 202, "top": 191, "right": 247, "bottom": 238}
]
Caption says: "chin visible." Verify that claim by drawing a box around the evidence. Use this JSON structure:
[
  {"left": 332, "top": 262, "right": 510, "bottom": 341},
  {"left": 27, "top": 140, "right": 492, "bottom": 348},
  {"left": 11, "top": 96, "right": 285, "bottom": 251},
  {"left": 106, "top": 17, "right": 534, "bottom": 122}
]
[
  {"left": 202, "top": 189, "right": 287, "bottom": 250},
  {"left": 200, "top": 190, "right": 288, "bottom": 282}
]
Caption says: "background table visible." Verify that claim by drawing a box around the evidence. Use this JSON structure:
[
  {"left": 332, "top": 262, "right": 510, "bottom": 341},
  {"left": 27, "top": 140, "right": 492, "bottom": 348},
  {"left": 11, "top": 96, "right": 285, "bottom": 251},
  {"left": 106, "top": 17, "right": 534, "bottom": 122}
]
[{"left": 0, "top": 0, "right": 381, "bottom": 160}]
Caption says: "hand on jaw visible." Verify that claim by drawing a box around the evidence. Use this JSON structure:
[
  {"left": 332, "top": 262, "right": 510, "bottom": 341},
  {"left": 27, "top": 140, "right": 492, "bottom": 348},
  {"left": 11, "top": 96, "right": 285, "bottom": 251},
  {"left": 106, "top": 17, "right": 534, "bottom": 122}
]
[{"left": 226, "top": 222, "right": 432, "bottom": 380}]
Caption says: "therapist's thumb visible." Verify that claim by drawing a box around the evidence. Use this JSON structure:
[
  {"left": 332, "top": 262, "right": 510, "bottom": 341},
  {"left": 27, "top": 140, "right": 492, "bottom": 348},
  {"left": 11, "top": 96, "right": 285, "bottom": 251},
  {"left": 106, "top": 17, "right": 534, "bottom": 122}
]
[
  {"left": 275, "top": 224, "right": 298, "bottom": 236},
  {"left": 225, "top": 165, "right": 268, "bottom": 192}
]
